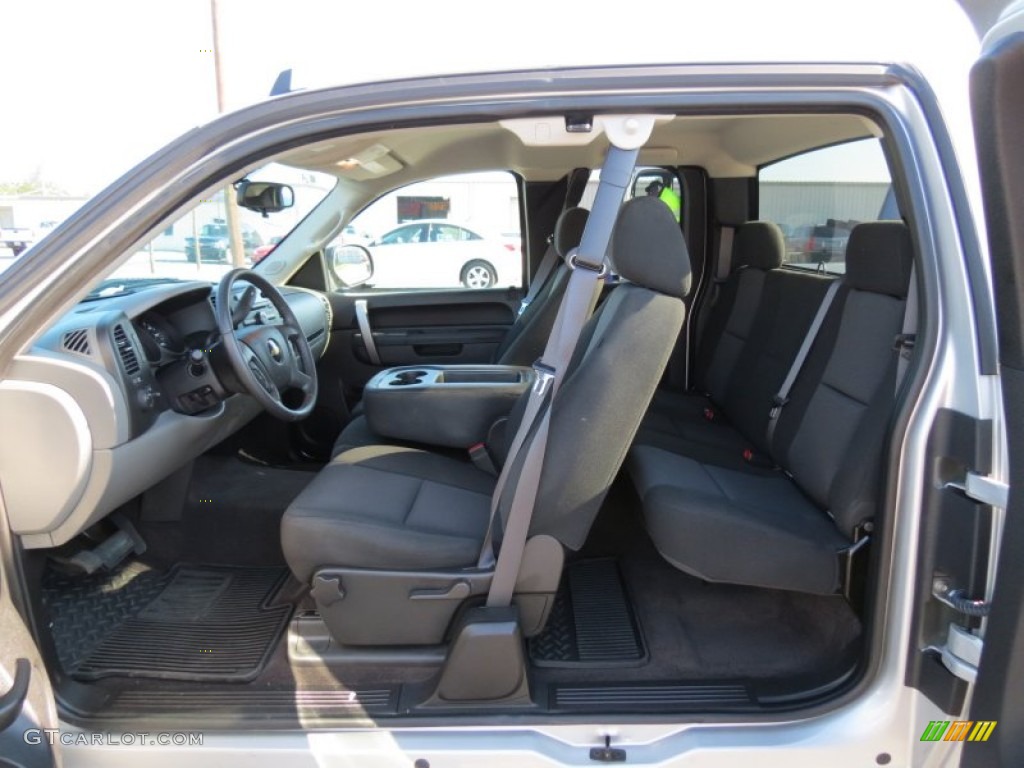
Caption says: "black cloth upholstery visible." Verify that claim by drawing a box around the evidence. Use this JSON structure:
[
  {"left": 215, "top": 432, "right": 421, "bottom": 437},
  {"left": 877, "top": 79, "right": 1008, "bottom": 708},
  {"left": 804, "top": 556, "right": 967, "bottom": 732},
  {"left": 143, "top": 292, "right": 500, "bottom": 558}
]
[
  {"left": 523, "top": 285, "right": 685, "bottom": 547},
  {"left": 629, "top": 446, "right": 850, "bottom": 594},
  {"left": 282, "top": 445, "right": 495, "bottom": 581},
  {"left": 733, "top": 221, "right": 785, "bottom": 271},
  {"left": 845, "top": 221, "right": 914, "bottom": 298},
  {"left": 640, "top": 219, "right": 788, "bottom": 434},
  {"left": 637, "top": 270, "right": 832, "bottom": 458},
  {"left": 612, "top": 197, "right": 691, "bottom": 298},
  {"left": 286, "top": 196, "right": 690, "bottom": 590},
  {"left": 491, "top": 267, "right": 568, "bottom": 365},
  {"left": 554, "top": 207, "right": 589, "bottom": 260},
  {"left": 628, "top": 221, "right": 914, "bottom": 594},
  {"left": 492, "top": 207, "right": 589, "bottom": 365}
]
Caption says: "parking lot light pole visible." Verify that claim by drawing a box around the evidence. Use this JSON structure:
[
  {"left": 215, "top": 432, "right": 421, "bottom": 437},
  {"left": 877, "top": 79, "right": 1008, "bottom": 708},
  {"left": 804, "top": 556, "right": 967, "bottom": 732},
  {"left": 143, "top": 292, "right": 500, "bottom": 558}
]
[{"left": 210, "top": 0, "right": 246, "bottom": 269}]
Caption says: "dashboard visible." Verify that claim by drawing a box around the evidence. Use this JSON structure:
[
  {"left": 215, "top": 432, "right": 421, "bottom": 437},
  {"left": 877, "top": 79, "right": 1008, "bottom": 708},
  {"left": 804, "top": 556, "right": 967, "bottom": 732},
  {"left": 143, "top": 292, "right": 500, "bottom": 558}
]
[{"left": 0, "top": 280, "right": 331, "bottom": 549}]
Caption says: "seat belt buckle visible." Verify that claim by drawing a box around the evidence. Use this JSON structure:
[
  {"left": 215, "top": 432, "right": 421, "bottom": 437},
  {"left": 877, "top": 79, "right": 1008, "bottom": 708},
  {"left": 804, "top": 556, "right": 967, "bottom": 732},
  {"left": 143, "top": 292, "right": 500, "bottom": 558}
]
[
  {"left": 742, "top": 448, "right": 775, "bottom": 469},
  {"left": 468, "top": 442, "right": 498, "bottom": 476},
  {"left": 769, "top": 395, "right": 789, "bottom": 420},
  {"left": 703, "top": 406, "right": 717, "bottom": 423},
  {"left": 893, "top": 333, "right": 917, "bottom": 361},
  {"left": 532, "top": 360, "right": 556, "bottom": 396}
]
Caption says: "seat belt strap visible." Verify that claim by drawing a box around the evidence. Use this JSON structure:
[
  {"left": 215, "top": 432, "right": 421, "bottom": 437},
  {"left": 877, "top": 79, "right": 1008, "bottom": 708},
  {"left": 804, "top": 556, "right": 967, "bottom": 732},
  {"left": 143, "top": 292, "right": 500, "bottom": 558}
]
[
  {"left": 895, "top": 264, "right": 918, "bottom": 393},
  {"left": 717, "top": 225, "right": 735, "bottom": 281},
  {"left": 518, "top": 239, "right": 560, "bottom": 315},
  {"left": 766, "top": 278, "right": 842, "bottom": 446},
  {"left": 480, "top": 139, "right": 643, "bottom": 606}
]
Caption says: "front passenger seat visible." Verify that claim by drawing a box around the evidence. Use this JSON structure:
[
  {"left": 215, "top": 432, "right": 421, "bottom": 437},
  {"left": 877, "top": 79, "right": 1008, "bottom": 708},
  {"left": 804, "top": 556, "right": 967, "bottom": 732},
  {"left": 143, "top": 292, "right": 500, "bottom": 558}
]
[{"left": 281, "top": 197, "right": 691, "bottom": 646}]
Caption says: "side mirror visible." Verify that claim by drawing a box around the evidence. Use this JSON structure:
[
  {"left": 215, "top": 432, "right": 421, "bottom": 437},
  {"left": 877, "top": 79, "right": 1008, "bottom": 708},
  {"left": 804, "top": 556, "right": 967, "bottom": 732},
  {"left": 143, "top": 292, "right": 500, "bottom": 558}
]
[
  {"left": 328, "top": 244, "right": 374, "bottom": 288},
  {"left": 235, "top": 180, "right": 295, "bottom": 217}
]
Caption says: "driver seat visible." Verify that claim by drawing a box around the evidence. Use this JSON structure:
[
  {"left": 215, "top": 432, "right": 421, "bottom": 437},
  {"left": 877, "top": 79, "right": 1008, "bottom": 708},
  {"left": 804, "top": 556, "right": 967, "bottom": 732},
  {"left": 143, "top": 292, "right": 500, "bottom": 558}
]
[{"left": 281, "top": 197, "right": 691, "bottom": 646}]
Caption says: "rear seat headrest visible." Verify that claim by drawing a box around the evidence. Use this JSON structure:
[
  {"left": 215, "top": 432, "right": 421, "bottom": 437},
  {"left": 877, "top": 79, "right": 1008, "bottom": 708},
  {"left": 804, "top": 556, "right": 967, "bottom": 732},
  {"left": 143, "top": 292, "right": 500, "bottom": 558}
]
[
  {"left": 733, "top": 221, "right": 784, "bottom": 271},
  {"left": 554, "top": 207, "right": 589, "bottom": 259},
  {"left": 611, "top": 197, "right": 692, "bottom": 299},
  {"left": 845, "top": 221, "right": 914, "bottom": 298}
]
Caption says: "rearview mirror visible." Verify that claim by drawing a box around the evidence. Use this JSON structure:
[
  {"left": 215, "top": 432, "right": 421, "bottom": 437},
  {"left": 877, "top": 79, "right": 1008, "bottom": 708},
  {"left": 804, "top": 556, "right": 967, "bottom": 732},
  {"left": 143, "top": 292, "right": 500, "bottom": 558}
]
[
  {"left": 632, "top": 170, "right": 671, "bottom": 200},
  {"left": 235, "top": 180, "right": 295, "bottom": 217},
  {"left": 327, "top": 244, "right": 374, "bottom": 288}
]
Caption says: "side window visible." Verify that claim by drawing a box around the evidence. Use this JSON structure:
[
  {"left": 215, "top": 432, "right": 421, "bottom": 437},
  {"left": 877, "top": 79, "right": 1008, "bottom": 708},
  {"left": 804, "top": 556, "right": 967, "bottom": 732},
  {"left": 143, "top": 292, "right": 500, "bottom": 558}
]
[
  {"left": 378, "top": 224, "right": 427, "bottom": 245},
  {"left": 759, "top": 138, "right": 897, "bottom": 274},
  {"left": 432, "top": 224, "right": 481, "bottom": 243},
  {"left": 333, "top": 171, "right": 523, "bottom": 291}
]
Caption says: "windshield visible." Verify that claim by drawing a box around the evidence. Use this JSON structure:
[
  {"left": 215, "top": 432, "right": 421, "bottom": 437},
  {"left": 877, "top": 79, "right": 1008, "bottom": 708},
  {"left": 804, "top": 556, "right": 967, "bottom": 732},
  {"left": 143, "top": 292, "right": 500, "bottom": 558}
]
[{"left": 86, "top": 162, "right": 336, "bottom": 299}]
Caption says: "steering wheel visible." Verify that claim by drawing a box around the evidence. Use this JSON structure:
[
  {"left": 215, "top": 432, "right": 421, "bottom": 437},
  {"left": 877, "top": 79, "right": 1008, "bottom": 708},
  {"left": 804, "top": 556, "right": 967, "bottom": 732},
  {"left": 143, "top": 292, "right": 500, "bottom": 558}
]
[{"left": 215, "top": 269, "right": 318, "bottom": 421}]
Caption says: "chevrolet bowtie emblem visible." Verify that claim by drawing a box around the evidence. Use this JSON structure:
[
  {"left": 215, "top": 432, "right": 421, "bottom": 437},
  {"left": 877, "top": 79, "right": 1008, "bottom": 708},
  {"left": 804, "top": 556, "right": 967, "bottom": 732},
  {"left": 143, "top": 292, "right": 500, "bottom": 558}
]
[{"left": 267, "top": 338, "right": 283, "bottom": 362}]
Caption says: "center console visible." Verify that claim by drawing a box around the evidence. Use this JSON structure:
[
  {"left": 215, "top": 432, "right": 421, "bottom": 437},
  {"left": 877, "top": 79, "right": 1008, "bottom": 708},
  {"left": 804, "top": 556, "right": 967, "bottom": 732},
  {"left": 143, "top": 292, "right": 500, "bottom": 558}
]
[{"left": 363, "top": 365, "right": 533, "bottom": 448}]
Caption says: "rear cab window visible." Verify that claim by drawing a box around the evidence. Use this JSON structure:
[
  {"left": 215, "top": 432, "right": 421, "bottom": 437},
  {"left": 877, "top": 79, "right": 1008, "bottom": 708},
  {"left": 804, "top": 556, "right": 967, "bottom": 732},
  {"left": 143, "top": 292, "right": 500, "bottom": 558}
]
[{"left": 759, "top": 138, "right": 898, "bottom": 274}]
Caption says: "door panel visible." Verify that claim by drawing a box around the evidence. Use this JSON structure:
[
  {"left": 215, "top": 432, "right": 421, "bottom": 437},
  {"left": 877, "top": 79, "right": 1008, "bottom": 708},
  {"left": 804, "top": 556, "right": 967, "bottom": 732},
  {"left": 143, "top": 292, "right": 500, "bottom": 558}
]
[
  {"left": 331, "top": 289, "right": 517, "bottom": 376},
  {"left": 961, "top": 30, "right": 1024, "bottom": 768},
  {"left": 305, "top": 288, "right": 520, "bottom": 454}
]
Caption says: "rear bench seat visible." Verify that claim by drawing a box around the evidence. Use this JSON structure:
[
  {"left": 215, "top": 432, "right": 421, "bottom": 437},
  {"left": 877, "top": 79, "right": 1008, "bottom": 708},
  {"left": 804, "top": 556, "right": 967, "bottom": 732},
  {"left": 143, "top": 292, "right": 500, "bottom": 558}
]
[
  {"left": 627, "top": 222, "right": 914, "bottom": 594},
  {"left": 642, "top": 221, "right": 787, "bottom": 433},
  {"left": 634, "top": 225, "right": 835, "bottom": 466}
]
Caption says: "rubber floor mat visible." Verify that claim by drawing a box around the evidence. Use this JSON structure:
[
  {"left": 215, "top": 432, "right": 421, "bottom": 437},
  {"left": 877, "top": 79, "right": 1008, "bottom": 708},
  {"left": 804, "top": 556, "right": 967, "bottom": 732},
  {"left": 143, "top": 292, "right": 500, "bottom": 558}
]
[
  {"left": 71, "top": 565, "right": 292, "bottom": 682},
  {"left": 43, "top": 561, "right": 171, "bottom": 673},
  {"left": 529, "top": 559, "right": 647, "bottom": 667}
]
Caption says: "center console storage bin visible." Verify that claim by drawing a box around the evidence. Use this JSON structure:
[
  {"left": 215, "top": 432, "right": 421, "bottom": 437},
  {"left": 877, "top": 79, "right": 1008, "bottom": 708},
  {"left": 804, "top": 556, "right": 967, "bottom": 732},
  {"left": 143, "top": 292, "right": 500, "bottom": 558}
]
[{"left": 363, "top": 365, "right": 532, "bottom": 448}]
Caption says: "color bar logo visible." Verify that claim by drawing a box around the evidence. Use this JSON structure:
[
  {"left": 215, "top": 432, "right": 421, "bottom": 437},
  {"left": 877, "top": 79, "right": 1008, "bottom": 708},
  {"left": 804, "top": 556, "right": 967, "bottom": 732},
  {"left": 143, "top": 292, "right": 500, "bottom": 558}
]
[{"left": 920, "top": 721, "right": 997, "bottom": 742}]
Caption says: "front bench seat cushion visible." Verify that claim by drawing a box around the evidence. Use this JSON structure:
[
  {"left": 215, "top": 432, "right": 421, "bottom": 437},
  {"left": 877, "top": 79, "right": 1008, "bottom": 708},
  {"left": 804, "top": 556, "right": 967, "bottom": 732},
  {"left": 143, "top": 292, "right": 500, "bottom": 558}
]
[
  {"left": 282, "top": 445, "right": 495, "bottom": 582},
  {"left": 629, "top": 445, "right": 850, "bottom": 594}
]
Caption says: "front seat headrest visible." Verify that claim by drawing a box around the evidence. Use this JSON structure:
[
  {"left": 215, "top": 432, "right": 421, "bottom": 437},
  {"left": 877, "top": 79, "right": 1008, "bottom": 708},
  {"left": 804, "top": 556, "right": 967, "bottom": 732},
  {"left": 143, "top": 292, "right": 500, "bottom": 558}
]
[
  {"left": 554, "top": 207, "right": 590, "bottom": 259},
  {"left": 611, "top": 197, "right": 692, "bottom": 298}
]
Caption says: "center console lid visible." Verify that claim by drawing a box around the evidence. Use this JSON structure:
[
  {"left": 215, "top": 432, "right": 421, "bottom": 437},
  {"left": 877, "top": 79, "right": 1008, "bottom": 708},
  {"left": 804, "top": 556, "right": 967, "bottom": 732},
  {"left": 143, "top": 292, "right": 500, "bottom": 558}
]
[{"left": 363, "top": 365, "right": 533, "bottom": 449}]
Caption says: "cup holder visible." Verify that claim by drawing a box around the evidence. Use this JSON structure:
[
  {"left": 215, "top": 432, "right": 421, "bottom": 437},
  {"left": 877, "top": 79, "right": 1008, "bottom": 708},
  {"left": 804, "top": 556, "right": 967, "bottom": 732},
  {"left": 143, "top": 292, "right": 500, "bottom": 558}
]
[{"left": 389, "top": 370, "right": 429, "bottom": 386}]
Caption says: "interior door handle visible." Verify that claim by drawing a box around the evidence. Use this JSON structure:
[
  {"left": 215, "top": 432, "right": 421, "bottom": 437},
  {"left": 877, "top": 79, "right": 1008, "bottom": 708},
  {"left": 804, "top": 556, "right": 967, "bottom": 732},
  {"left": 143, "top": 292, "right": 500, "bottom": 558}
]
[
  {"left": 0, "top": 658, "right": 31, "bottom": 731},
  {"left": 354, "top": 299, "right": 381, "bottom": 365}
]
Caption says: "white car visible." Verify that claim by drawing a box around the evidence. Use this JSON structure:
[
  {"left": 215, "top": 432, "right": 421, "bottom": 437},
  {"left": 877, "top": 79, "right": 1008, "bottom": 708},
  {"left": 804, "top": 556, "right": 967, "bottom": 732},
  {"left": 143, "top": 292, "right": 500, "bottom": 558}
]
[{"left": 367, "top": 220, "right": 519, "bottom": 289}]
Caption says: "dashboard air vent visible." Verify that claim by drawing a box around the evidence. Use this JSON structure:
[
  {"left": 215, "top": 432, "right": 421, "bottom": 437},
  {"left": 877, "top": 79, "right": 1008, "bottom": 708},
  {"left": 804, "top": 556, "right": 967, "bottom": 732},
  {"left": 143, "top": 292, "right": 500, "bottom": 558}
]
[
  {"left": 113, "top": 325, "right": 140, "bottom": 375},
  {"left": 61, "top": 328, "right": 92, "bottom": 356}
]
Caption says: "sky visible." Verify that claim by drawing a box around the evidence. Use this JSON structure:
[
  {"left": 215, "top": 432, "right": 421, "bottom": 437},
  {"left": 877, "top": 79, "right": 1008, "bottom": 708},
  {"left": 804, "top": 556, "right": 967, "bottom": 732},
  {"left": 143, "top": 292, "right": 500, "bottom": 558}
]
[{"left": 0, "top": 0, "right": 984, "bottom": 198}]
